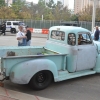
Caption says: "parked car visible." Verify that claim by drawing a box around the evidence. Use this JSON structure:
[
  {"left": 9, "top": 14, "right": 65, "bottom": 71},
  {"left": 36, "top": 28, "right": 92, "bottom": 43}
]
[{"left": 5, "top": 21, "right": 26, "bottom": 33}]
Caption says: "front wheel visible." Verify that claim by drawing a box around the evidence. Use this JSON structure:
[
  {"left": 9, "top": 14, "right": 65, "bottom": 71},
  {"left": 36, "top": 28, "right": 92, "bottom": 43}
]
[{"left": 29, "top": 70, "right": 53, "bottom": 90}]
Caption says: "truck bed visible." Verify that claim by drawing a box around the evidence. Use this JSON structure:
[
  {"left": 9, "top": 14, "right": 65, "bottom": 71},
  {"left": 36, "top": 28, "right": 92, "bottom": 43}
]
[
  {"left": 0, "top": 46, "right": 67, "bottom": 76},
  {"left": 0, "top": 46, "right": 59, "bottom": 57}
]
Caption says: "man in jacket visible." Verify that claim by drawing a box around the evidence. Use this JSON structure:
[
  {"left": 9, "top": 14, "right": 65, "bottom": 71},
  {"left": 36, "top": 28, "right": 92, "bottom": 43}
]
[
  {"left": 94, "top": 26, "right": 100, "bottom": 41},
  {"left": 25, "top": 26, "right": 31, "bottom": 46},
  {"left": 1, "top": 22, "right": 6, "bottom": 36}
]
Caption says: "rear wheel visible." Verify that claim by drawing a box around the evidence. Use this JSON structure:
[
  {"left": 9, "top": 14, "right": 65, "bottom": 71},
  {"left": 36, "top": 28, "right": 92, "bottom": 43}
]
[
  {"left": 11, "top": 28, "right": 16, "bottom": 33},
  {"left": 29, "top": 70, "right": 53, "bottom": 90}
]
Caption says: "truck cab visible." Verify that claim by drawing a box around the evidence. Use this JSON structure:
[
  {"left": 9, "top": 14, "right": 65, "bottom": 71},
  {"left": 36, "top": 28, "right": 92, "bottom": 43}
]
[{"left": 45, "top": 26, "right": 97, "bottom": 72}]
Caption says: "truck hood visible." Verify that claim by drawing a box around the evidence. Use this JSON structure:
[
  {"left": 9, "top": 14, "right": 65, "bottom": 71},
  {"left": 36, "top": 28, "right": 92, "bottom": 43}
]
[{"left": 93, "top": 40, "right": 100, "bottom": 53}]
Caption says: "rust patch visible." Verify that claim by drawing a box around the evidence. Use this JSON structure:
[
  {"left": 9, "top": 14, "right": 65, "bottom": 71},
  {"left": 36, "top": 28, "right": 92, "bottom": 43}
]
[{"left": 7, "top": 51, "right": 15, "bottom": 56}]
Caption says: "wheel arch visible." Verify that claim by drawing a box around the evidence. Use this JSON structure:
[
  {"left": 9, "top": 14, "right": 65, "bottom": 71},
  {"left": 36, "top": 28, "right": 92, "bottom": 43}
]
[{"left": 10, "top": 59, "right": 58, "bottom": 84}]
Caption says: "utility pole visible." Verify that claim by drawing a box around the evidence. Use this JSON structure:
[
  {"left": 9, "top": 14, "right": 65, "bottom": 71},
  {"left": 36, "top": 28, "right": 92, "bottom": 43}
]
[
  {"left": 92, "top": 0, "right": 96, "bottom": 32},
  {"left": 42, "top": 15, "right": 44, "bottom": 21}
]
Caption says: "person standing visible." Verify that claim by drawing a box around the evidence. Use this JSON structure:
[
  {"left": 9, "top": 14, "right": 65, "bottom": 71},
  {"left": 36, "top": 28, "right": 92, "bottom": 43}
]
[
  {"left": 16, "top": 25, "right": 27, "bottom": 46},
  {"left": 25, "top": 26, "right": 31, "bottom": 46},
  {"left": 1, "top": 22, "right": 6, "bottom": 36},
  {"left": 94, "top": 26, "right": 100, "bottom": 41}
]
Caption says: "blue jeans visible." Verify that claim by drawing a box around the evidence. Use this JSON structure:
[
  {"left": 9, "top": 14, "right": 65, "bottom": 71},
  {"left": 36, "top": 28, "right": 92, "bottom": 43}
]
[
  {"left": 18, "top": 38, "right": 27, "bottom": 46},
  {"left": 26, "top": 40, "right": 31, "bottom": 46}
]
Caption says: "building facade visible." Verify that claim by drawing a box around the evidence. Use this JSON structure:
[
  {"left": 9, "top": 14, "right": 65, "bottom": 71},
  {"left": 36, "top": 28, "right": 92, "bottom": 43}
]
[
  {"left": 5, "top": 0, "right": 12, "bottom": 6},
  {"left": 74, "top": 0, "right": 100, "bottom": 14}
]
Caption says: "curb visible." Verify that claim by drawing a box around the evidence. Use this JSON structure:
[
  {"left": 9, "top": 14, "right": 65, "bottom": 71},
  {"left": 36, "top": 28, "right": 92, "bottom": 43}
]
[{"left": 0, "top": 87, "right": 54, "bottom": 100}]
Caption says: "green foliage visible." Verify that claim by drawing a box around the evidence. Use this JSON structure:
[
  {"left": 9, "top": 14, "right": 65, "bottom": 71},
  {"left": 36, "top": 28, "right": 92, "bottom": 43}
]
[
  {"left": 11, "top": 0, "right": 25, "bottom": 14},
  {"left": 46, "top": 0, "right": 56, "bottom": 8},
  {"left": 0, "top": 0, "right": 5, "bottom": 7},
  {"left": 11, "top": 0, "right": 31, "bottom": 19},
  {"left": 71, "top": 15, "right": 78, "bottom": 21},
  {"left": 0, "top": 7, "right": 16, "bottom": 19},
  {"left": 1, "top": 0, "right": 100, "bottom": 22},
  {"left": 79, "top": 5, "right": 92, "bottom": 21}
]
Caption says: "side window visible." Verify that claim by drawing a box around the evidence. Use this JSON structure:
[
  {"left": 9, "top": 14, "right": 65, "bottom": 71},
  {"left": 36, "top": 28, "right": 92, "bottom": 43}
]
[
  {"left": 51, "top": 31, "right": 65, "bottom": 41},
  {"left": 13, "top": 22, "right": 19, "bottom": 25},
  {"left": 68, "top": 33, "right": 76, "bottom": 46},
  {"left": 78, "top": 32, "right": 92, "bottom": 45},
  {"left": 7, "top": 22, "right": 11, "bottom": 25},
  {"left": 19, "top": 22, "right": 25, "bottom": 26}
]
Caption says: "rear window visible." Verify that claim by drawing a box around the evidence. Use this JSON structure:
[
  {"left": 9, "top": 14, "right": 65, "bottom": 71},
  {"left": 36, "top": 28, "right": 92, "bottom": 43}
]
[
  {"left": 51, "top": 30, "right": 65, "bottom": 41},
  {"left": 68, "top": 33, "right": 76, "bottom": 46}
]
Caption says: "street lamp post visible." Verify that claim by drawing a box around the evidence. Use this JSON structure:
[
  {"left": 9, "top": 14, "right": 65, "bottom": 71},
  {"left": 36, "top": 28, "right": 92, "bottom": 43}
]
[
  {"left": 92, "top": 0, "right": 96, "bottom": 32},
  {"left": 42, "top": 15, "right": 44, "bottom": 21}
]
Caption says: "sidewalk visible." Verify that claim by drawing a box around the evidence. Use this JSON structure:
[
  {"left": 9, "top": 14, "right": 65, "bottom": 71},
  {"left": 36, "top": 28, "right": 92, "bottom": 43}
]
[{"left": 0, "top": 87, "right": 54, "bottom": 100}]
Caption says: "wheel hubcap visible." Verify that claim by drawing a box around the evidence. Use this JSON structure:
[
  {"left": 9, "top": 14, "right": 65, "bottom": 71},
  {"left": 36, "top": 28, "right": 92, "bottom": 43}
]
[{"left": 37, "top": 73, "right": 46, "bottom": 83}]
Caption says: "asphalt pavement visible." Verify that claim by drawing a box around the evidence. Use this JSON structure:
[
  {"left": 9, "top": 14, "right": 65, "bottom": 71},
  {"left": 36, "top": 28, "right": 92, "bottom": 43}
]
[
  {"left": 0, "top": 87, "right": 54, "bottom": 100},
  {"left": 5, "top": 32, "right": 48, "bottom": 38}
]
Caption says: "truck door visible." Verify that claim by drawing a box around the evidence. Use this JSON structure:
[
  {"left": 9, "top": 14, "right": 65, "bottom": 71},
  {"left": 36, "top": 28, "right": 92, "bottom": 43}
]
[{"left": 76, "top": 32, "right": 97, "bottom": 71}]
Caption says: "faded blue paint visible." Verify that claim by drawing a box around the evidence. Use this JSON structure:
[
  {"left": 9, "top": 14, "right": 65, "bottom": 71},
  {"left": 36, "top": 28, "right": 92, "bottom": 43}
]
[
  {"left": 1, "top": 26, "right": 100, "bottom": 86},
  {"left": 10, "top": 59, "right": 58, "bottom": 84},
  {"left": 0, "top": 46, "right": 44, "bottom": 57},
  {"left": 2, "top": 53, "right": 67, "bottom": 84},
  {"left": 94, "top": 54, "right": 100, "bottom": 73}
]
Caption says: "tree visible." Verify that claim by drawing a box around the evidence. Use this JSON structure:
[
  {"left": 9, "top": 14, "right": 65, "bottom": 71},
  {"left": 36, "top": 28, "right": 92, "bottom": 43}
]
[
  {"left": 0, "top": 0, "right": 5, "bottom": 7},
  {"left": 71, "top": 14, "right": 79, "bottom": 21},
  {"left": 79, "top": 5, "right": 92, "bottom": 21},
  {"left": 0, "top": 7, "right": 16, "bottom": 19},
  {"left": 52, "top": 1, "right": 71, "bottom": 20},
  {"left": 11, "top": 0, "right": 26, "bottom": 17},
  {"left": 96, "top": 7, "right": 100, "bottom": 21},
  {"left": 35, "top": 0, "right": 47, "bottom": 20},
  {"left": 46, "top": 0, "right": 56, "bottom": 8},
  {"left": 11, "top": 0, "right": 31, "bottom": 19}
]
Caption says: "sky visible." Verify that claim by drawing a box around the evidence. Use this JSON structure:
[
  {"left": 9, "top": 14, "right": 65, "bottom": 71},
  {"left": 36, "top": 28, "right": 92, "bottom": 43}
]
[{"left": 26, "top": 0, "right": 74, "bottom": 9}]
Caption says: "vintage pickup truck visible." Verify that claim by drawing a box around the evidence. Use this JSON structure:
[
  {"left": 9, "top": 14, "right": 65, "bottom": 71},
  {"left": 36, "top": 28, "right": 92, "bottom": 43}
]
[{"left": 0, "top": 26, "right": 100, "bottom": 90}]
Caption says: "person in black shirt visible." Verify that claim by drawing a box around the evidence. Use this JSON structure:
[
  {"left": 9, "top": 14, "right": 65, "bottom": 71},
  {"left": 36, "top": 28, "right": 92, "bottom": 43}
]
[
  {"left": 94, "top": 26, "right": 100, "bottom": 41},
  {"left": 25, "top": 26, "right": 31, "bottom": 46},
  {"left": 1, "top": 22, "right": 6, "bottom": 36}
]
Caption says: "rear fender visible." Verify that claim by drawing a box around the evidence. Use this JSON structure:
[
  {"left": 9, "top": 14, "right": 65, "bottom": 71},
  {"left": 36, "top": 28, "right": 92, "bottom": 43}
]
[{"left": 10, "top": 59, "right": 58, "bottom": 84}]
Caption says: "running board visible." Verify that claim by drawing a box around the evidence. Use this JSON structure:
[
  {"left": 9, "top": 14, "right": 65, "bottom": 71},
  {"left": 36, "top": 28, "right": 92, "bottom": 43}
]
[{"left": 56, "top": 70, "right": 96, "bottom": 82}]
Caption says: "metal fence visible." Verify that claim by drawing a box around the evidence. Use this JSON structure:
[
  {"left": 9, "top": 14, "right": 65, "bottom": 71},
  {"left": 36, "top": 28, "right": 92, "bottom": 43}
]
[{"left": 0, "top": 19, "right": 100, "bottom": 31}]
